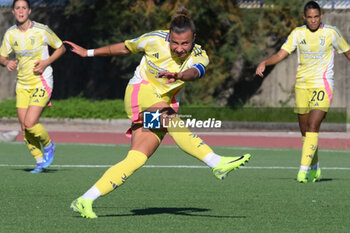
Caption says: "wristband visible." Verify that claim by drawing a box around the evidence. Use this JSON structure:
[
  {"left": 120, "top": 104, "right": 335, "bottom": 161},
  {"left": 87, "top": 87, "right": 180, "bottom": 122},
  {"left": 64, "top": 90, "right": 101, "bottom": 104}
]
[{"left": 87, "top": 49, "right": 95, "bottom": 57}]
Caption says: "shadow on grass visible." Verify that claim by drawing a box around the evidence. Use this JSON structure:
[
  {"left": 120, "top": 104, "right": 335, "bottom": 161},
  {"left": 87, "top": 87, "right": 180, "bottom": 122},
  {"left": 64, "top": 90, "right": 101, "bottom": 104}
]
[
  {"left": 98, "top": 207, "right": 246, "bottom": 219},
  {"left": 13, "top": 168, "right": 59, "bottom": 173},
  {"left": 293, "top": 178, "right": 333, "bottom": 182}
]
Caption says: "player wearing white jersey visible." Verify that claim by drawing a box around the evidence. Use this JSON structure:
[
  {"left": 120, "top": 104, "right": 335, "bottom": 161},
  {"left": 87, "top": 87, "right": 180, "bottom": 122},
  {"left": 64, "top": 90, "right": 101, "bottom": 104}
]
[
  {"left": 256, "top": 1, "right": 350, "bottom": 183},
  {"left": 0, "top": 0, "right": 66, "bottom": 173},
  {"left": 66, "top": 7, "right": 251, "bottom": 219}
]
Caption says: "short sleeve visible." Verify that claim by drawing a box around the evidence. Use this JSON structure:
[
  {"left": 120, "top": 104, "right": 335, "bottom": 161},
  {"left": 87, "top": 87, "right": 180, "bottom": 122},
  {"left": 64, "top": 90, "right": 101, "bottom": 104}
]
[
  {"left": 41, "top": 25, "right": 63, "bottom": 49},
  {"left": 281, "top": 29, "right": 298, "bottom": 54},
  {"left": 190, "top": 44, "right": 209, "bottom": 67},
  {"left": 125, "top": 32, "right": 153, "bottom": 54},
  {"left": 0, "top": 32, "right": 13, "bottom": 57},
  {"left": 330, "top": 26, "right": 350, "bottom": 54}
]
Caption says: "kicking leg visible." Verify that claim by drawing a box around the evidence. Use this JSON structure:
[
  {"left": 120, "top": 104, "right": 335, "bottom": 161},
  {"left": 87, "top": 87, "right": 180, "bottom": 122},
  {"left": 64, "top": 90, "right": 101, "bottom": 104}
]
[
  {"left": 154, "top": 102, "right": 251, "bottom": 180},
  {"left": 71, "top": 125, "right": 161, "bottom": 218}
]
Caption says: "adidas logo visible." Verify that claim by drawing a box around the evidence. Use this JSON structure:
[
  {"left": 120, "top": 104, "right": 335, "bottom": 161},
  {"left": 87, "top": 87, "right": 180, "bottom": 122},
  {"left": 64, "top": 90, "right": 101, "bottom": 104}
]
[
  {"left": 300, "top": 39, "right": 306, "bottom": 45},
  {"left": 34, "top": 99, "right": 39, "bottom": 103},
  {"left": 152, "top": 53, "right": 159, "bottom": 59},
  {"left": 14, "top": 41, "right": 18, "bottom": 46},
  {"left": 314, "top": 102, "right": 319, "bottom": 106}
]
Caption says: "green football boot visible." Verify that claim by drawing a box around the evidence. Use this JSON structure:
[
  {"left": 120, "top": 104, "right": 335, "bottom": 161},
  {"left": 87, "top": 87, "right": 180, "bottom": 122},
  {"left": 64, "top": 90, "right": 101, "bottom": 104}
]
[
  {"left": 297, "top": 171, "right": 308, "bottom": 183},
  {"left": 308, "top": 168, "right": 321, "bottom": 183},
  {"left": 70, "top": 197, "right": 97, "bottom": 219},
  {"left": 212, "top": 154, "right": 251, "bottom": 180}
]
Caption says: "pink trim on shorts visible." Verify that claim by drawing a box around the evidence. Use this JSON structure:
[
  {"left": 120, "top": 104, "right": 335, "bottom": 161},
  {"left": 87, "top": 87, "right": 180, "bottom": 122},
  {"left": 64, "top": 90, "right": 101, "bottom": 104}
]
[
  {"left": 171, "top": 89, "right": 181, "bottom": 113},
  {"left": 40, "top": 75, "right": 52, "bottom": 107},
  {"left": 130, "top": 80, "right": 149, "bottom": 123},
  {"left": 322, "top": 66, "right": 333, "bottom": 104},
  {"left": 126, "top": 79, "right": 150, "bottom": 138}
]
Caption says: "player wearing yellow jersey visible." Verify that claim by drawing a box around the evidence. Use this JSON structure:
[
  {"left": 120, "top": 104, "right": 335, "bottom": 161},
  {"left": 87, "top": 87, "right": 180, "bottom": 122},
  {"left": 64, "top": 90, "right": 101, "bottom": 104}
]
[
  {"left": 0, "top": 0, "right": 66, "bottom": 173},
  {"left": 66, "top": 7, "right": 251, "bottom": 218},
  {"left": 256, "top": 1, "right": 350, "bottom": 183}
]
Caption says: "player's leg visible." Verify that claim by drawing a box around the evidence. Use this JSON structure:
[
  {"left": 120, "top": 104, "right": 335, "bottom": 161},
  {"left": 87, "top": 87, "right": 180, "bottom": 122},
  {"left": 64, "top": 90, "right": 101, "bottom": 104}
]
[
  {"left": 71, "top": 83, "right": 162, "bottom": 218},
  {"left": 297, "top": 113, "right": 309, "bottom": 182},
  {"left": 304, "top": 110, "right": 325, "bottom": 182},
  {"left": 296, "top": 87, "right": 328, "bottom": 183},
  {"left": 298, "top": 113, "right": 319, "bottom": 165},
  {"left": 71, "top": 125, "right": 161, "bottom": 218},
  {"left": 16, "top": 88, "right": 46, "bottom": 173},
  {"left": 295, "top": 88, "right": 313, "bottom": 183},
  {"left": 150, "top": 101, "right": 251, "bottom": 180},
  {"left": 18, "top": 108, "right": 45, "bottom": 173},
  {"left": 25, "top": 87, "right": 55, "bottom": 169}
]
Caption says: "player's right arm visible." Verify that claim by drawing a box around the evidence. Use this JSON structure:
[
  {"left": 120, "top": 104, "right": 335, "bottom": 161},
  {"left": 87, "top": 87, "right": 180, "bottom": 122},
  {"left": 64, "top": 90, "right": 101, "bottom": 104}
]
[
  {"left": 64, "top": 41, "right": 130, "bottom": 57},
  {"left": 256, "top": 28, "right": 298, "bottom": 77},
  {"left": 0, "top": 56, "right": 17, "bottom": 72},
  {"left": 0, "top": 31, "right": 18, "bottom": 71},
  {"left": 255, "top": 49, "right": 289, "bottom": 77}
]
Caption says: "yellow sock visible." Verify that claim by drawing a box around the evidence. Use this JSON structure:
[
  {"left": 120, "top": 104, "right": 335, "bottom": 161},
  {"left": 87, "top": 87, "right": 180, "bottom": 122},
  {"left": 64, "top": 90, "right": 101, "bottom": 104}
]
[
  {"left": 23, "top": 131, "right": 43, "bottom": 159},
  {"left": 302, "top": 136, "right": 319, "bottom": 166},
  {"left": 26, "top": 123, "right": 51, "bottom": 146},
  {"left": 301, "top": 132, "right": 318, "bottom": 167},
  {"left": 166, "top": 117, "right": 213, "bottom": 161},
  {"left": 94, "top": 150, "right": 147, "bottom": 196}
]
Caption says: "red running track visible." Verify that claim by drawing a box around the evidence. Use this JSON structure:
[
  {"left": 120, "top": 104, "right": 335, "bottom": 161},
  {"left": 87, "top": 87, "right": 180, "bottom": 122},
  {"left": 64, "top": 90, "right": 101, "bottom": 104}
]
[{"left": 15, "top": 131, "right": 350, "bottom": 150}]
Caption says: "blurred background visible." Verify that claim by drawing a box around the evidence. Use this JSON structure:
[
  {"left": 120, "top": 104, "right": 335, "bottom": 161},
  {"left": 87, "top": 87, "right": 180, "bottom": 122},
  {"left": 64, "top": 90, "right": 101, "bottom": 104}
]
[{"left": 0, "top": 0, "right": 349, "bottom": 115}]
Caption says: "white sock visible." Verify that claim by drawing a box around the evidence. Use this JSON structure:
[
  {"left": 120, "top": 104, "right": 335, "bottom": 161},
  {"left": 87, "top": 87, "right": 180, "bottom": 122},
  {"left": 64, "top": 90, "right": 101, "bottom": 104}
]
[
  {"left": 299, "top": 165, "right": 309, "bottom": 172},
  {"left": 310, "top": 162, "right": 319, "bottom": 170},
  {"left": 35, "top": 156, "right": 44, "bottom": 164},
  {"left": 203, "top": 152, "right": 221, "bottom": 168},
  {"left": 81, "top": 186, "right": 101, "bottom": 201}
]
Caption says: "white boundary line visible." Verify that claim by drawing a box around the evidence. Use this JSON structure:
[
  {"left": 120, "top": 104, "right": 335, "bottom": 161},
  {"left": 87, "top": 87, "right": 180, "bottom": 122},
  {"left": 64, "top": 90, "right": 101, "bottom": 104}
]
[
  {"left": 1, "top": 164, "right": 350, "bottom": 170},
  {"left": 1, "top": 142, "right": 349, "bottom": 153}
]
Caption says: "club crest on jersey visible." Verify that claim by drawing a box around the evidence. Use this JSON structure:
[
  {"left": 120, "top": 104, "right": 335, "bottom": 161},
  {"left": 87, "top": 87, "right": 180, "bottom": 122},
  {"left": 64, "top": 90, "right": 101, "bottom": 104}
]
[{"left": 320, "top": 37, "right": 325, "bottom": 46}]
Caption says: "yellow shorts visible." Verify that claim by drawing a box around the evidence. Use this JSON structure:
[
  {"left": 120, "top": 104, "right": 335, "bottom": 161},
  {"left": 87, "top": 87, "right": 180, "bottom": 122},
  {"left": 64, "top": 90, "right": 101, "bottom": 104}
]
[
  {"left": 294, "top": 87, "right": 333, "bottom": 114},
  {"left": 124, "top": 81, "right": 181, "bottom": 123},
  {"left": 16, "top": 87, "right": 51, "bottom": 109},
  {"left": 124, "top": 81, "right": 182, "bottom": 141}
]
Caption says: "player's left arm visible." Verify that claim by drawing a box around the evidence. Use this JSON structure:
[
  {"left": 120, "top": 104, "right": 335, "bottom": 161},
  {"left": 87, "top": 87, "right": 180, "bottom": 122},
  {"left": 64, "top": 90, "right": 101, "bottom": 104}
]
[
  {"left": 157, "top": 65, "right": 204, "bottom": 83},
  {"left": 157, "top": 45, "right": 208, "bottom": 83},
  {"left": 33, "top": 44, "right": 66, "bottom": 74}
]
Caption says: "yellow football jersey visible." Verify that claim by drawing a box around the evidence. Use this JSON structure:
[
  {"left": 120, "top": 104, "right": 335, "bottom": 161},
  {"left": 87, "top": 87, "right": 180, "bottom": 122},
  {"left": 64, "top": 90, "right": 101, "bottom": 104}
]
[
  {"left": 124, "top": 30, "right": 209, "bottom": 95},
  {"left": 0, "top": 21, "right": 63, "bottom": 89},
  {"left": 281, "top": 24, "right": 350, "bottom": 89}
]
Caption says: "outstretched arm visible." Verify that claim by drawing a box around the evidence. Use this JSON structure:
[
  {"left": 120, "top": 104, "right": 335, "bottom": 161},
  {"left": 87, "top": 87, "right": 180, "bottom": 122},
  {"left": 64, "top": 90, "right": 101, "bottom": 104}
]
[
  {"left": 255, "top": 49, "right": 289, "bottom": 77},
  {"left": 33, "top": 44, "right": 66, "bottom": 74},
  {"left": 64, "top": 41, "right": 130, "bottom": 57}
]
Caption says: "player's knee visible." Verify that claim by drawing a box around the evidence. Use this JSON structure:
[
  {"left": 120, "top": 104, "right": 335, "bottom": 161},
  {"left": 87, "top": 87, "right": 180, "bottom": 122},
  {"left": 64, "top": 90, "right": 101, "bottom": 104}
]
[
  {"left": 307, "top": 124, "right": 320, "bottom": 132},
  {"left": 24, "top": 120, "right": 37, "bottom": 130}
]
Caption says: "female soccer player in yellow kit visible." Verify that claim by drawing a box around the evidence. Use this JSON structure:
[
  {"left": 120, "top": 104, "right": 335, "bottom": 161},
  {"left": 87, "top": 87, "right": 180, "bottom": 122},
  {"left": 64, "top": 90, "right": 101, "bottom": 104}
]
[
  {"left": 66, "top": 7, "right": 251, "bottom": 218},
  {"left": 0, "top": 0, "right": 66, "bottom": 173},
  {"left": 256, "top": 1, "right": 350, "bottom": 183}
]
